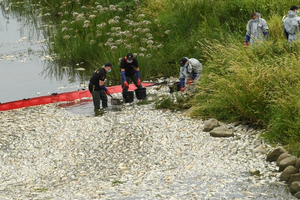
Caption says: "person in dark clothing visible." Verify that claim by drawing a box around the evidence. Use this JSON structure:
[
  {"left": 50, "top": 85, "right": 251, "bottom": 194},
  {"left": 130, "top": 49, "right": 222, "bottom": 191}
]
[
  {"left": 120, "top": 53, "right": 143, "bottom": 92},
  {"left": 89, "top": 62, "right": 113, "bottom": 109}
]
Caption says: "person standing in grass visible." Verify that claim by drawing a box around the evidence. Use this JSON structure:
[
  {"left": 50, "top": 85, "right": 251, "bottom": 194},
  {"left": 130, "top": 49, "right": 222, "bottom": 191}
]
[
  {"left": 179, "top": 57, "right": 203, "bottom": 92},
  {"left": 120, "top": 53, "right": 143, "bottom": 92},
  {"left": 283, "top": 6, "right": 300, "bottom": 42},
  {"left": 89, "top": 62, "right": 113, "bottom": 109},
  {"left": 244, "top": 12, "right": 269, "bottom": 48}
]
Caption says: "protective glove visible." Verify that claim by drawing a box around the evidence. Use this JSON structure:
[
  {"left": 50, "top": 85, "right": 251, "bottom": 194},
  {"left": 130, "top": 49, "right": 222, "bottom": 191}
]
[
  {"left": 137, "top": 78, "right": 141, "bottom": 86},
  {"left": 187, "top": 78, "right": 193, "bottom": 85},
  {"left": 181, "top": 87, "right": 185, "bottom": 92},
  {"left": 244, "top": 42, "right": 248, "bottom": 48},
  {"left": 105, "top": 90, "right": 110, "bottom": 95},
  {"left": 124, "top": 81, "right": 129, "bottom": 88}
]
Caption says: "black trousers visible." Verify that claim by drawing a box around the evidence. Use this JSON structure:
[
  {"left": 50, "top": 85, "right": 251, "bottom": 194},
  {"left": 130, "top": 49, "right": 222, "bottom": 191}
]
[{"left": 89, "top": 84, "right": 107, "bottom": 109}]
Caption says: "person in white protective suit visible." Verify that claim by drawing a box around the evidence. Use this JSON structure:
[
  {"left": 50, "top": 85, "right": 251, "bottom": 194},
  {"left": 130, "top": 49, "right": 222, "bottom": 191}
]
[
  {"left": 179, "top": 57, "right": 203, "bottom": 92},
  {"left": 244, "top": 12, "right": 269, "bottom": 48},
  {"left": 283, "top": 6, "right": 300, "bottom": 42}
]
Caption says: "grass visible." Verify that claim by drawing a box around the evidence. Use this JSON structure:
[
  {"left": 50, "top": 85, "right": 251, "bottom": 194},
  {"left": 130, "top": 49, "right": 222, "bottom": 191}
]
[
  {"left": 154, "top": 93, "right": 192, "bottom": 111},
  {"left": 136, "top": 99, "right": 153, "bottom": 106},
  {"left": 111, "top": 180, "right": 124, "bottom": 186},
  {"left": 188, "top": 39, "right": 300, "bottom": 156}
]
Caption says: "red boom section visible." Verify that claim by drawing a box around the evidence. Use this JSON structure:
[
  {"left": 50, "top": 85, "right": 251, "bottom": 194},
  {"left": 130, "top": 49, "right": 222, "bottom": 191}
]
[{"left": 0, "top": 83, "right": 154, "bottom": 111}]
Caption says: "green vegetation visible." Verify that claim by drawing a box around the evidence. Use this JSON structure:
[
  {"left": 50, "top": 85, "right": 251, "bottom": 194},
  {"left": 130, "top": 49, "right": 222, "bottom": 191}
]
[
  {"left": 3, "top": 0, "right": 300, "bottom": 154},
  {"left": 136, "top": 99, "right": 153, "bottom": 106},
  {"left": 154, "top": 93, "right": 192, "bottom": 111},
  {"left": 112, "top": 180, "right": 124, "bottom": 186}
]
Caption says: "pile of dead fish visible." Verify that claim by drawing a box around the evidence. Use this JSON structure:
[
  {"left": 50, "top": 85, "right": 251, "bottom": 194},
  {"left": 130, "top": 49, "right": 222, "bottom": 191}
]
[{"left": 0, "top": 86, "right": 296, "bottom": 199}]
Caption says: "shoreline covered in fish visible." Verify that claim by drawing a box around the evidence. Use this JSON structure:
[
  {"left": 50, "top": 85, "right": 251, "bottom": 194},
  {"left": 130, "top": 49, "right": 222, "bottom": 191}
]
[{"left": 0, "top": 96, "right": 295, "bottom": 199}]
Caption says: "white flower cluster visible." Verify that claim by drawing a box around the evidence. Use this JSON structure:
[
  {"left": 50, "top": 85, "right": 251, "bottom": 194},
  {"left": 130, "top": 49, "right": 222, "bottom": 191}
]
[
  {"left": 141, "top": 28, "right": 150, "bottom": 33},
  {"left": 108, "top": 19, "right": 119, "bottom": 24},
  {"left": 139, "top": 47, "right": 147, "bottom": 52},
  {"left": 141, "top": 20, "right": 151, "bottom": 25},
  {"left": 63, "top": 35, "right": 70, "bottom": 40},
  {"left": 83, "top": 20, "right": 90, "bottom": 28},
  {"left": 96, "top": 22, "right": 106, "bottom": 29},
  {"left": 62, "top": 27, "right": 68, "bottom": 32},
  {"left": 109, "top": 5, "right": 117, "bottom": 11},
  {"left": 76, "top": 13, "right": 85, "bottom": 21},
  {"left": 111, "top": 27, "right": 121, "bottom": 31}
]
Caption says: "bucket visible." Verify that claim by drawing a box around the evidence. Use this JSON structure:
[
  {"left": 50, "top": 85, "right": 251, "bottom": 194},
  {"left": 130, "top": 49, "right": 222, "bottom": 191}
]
[
  {"left": 135, "top": 88, "right": 146, "bottom": 100},
  {"left": 122, "top": 91, "right": 134, "bottom": 103},
  {"left": 169, "top": 82, "right": 181, "bottom": 93}
]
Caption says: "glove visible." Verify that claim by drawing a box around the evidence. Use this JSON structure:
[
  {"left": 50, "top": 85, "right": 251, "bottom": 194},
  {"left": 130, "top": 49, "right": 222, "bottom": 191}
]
[
  {"left": 187, "top": 78, "right": 193, "bottom": 85},
  {"left": 181, "top": 87, "right": 185, "bottom": 92},
  {"left": 105, "top": 90, "right": 110, "bottom": 95},
  {"left": 264, "top": 31, "right": 269, "bottom": 41},
  {"left": 244, "top": 42, "right": 248, "bottom": 48},
  {"left": 137, "top": 78, "right": 141, "bottom": 86},
  {"left": 124, "top": 81, "right": 129, "bottom": 88}
]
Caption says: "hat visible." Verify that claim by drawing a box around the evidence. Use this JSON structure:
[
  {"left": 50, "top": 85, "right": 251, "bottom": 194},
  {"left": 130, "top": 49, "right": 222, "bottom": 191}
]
[
  {"left": 126, "top": 53, "right": 133, "bottom": 61},
  {"left": 290, "top": 5, "right": 299, "bottom": 10},
  {"left": 104, "top": 62, "right": 113, "bottom": 67},
  {"left": 180, "top": 57, "right": 188, "bottom": 67}
]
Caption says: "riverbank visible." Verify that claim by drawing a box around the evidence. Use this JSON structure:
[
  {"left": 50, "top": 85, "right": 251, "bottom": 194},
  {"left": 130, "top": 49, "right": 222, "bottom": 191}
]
[{"left": 0, "top": 87, "right": 295, "bottom": 199}]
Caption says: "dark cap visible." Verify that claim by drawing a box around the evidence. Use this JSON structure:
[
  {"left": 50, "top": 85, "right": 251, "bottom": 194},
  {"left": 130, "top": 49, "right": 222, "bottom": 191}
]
[
  {"left": 180, "top": 57, "right": 188, "bottom": 67},
  {"left": 126, "top": 53, "right": 133, "bottom": 61},
  {"left": 290, "top": 5, "right": 299, "bottom": 10},
  {"left": 104, "top": 62, "right": 113, "bottom": 67}
]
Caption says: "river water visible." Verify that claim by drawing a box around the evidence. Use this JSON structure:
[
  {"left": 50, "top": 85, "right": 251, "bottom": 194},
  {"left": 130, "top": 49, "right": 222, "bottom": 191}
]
[{"left": 0, "top": 5, "right": 88, "bottom": 104}]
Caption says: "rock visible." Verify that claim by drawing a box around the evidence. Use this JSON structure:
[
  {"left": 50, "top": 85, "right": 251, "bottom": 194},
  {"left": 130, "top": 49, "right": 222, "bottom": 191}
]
[
  {"left": 290, "top": 181, "right": 300, "bottom": 194},
  {"left": 203, "top": 118, "right": 220, "bottom": 132},
  {"left": 266, "top": 146, "right": 287, "bottom": 162},
  {"left": 295, "top": 159, "right": 300, "bottom": 171},
  {"left": 277, "top": 153, "right": 292, "bottom": 166},
  {"left": 288, "top": 173, "right": 300, "bottom": 185},
  {"left": 279, "top": 166, "right": 298, "bottom": 181},
  {"left": 209, "top": 127, "right": 234, "bottom": 138},
  {"left": 279, "top": 156, "right": 298, "bottom": 171},
  {"left": 254, "top": 146, "right": 267, "bottom": 154},
  {"left": 294, "top": 191, "right": 300, "bottom": 199}
]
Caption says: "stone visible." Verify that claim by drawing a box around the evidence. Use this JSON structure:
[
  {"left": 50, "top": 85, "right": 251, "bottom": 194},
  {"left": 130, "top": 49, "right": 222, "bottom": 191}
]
[
  {"left": 279, "top": 156, "right": 298, "bottom": 171},
  {"left": 209, "top": 127, "right": 234, "bottom": 138},
  {"left": 277, "top": 153, "right": 292, "bottom": 166},
  {"left": 279, "top": 166, "right": 298, "bottom": 181},
  {"left": 254, "top": 146, "right": 267, "bottom": 154},
  {"left": 288, "top": 173, "right": 300, "bottom": 185},
  {"left": 290, "top": 181, "right": 300, "bottom": 194},
  {"left": 295, "top": 159, "right": 300, "bottom": 171},
  {"left": 294, "top": 191, "right": 300, "bottom": 199},
  {"left": 266, "top": 146, "right": 286, "bottom": 162},
  {"left": 203, "top": 118, "right": 220, "bottom": 132}
]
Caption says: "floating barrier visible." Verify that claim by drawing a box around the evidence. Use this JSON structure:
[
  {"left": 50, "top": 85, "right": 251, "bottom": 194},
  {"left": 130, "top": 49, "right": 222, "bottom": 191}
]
[{"left": 0, "top": 83, "right": 154, "bottom": 111}]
